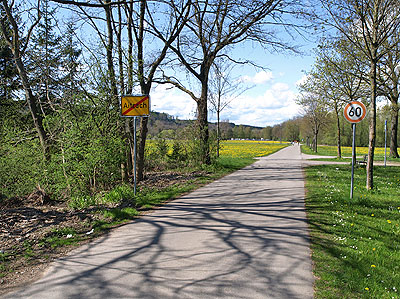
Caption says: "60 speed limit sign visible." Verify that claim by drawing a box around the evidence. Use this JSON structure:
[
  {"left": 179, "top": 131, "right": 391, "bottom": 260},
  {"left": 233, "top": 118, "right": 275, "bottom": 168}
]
[{"left": 344, "top": 101, "right": 367, "bottom": 123}]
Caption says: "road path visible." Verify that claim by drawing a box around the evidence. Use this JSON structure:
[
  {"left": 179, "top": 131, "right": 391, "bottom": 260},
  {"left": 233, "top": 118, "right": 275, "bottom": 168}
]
[{"left": 4, "top": 145, "right": 314, "bottom": 299}]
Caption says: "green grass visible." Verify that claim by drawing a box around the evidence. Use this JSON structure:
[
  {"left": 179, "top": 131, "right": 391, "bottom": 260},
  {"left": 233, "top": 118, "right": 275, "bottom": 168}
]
[
  {"left": 305, "top": 164, "right": 400, "bottom": 298},
  {"left": 36, "top": 227, "right": 84, "bottom": 250},
  {"left": 0, "top": 252, "right": 11, "bottom": 277}
]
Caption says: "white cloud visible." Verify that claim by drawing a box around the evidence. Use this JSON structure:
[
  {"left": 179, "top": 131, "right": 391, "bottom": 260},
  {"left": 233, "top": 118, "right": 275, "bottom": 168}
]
[
  {"left": 295, "top": 74, "right": 310, "bottom": 87},
  {"left": 216, "top": 82, "right": 301, "bottom": 127},
  {"left": 241, "top": 70, "right": 274, "bottom": 85},
  {"left": 150, "top": 84, "right": 197, "bottom": 119},
  {"left": 150, "top": 81, "right": 302, "bottom": 127}
]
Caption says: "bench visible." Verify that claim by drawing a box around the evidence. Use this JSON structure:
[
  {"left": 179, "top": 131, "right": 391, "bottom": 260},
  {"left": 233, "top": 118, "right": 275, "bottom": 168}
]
[{"left": 356, "top": 154, "right": 367, "bottom": 166}]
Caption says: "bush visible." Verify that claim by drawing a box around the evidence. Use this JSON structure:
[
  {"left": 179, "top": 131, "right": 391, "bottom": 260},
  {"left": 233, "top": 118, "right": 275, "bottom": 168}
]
[
  {"left": 101, "top": 184, "right": 136, "bottom": 204},
  {"left": 0, "top": 139, "right": 46, "bottom": 199},
  {"left": 167, "top": 139, "right": 187, "bottom": 162},
  {"left": 0, "top": 102, "right": 126, "bottom": 200}
]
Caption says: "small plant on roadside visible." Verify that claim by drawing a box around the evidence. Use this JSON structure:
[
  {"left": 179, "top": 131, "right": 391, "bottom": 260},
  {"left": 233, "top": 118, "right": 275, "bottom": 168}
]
[
  {"left": 102, "top": 207, "right": 139, "bottom": 221},
  {"left": 155, "top": 138, "right": 169, "bottom": 158},
  {"left": 23, "top": 241, "right": 35, "bottom": 259},
  {"left": 68, "top": 194, "right": 97, "bottom": 209},
  {"left": 101, "top": 184, "right": 136, "bottom": 204},
  {"left": 167, "top": 139, "right": 187, "bottom": 163}
]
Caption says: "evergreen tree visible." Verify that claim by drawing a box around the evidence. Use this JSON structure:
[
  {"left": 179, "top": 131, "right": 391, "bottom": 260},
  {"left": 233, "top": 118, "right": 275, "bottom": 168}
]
[
  {"left": 0, "top": 4, "right": 20, "bottom": 103},
  {"left": 0, "top": 3, "right": 22, "bottom": 132},
  {"left": 26, "top": 0, "right": 62, "bottom": 113},
  {"left": 0, "top": 38, "right": 19, "bottom": 101},
  {"left": 59, "top": 19, "right": 83, "bottom": 103}
]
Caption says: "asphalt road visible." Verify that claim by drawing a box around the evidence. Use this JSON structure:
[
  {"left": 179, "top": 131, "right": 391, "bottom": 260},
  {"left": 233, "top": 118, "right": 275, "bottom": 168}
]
[{"left": 4, "top": 144, "right": 314, "bottom": 299}]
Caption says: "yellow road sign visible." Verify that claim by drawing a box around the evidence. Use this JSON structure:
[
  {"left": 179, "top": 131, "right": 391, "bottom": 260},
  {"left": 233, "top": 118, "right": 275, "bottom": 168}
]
[{"left": 121, "top": 95, "right": 150, "bottom": 117}]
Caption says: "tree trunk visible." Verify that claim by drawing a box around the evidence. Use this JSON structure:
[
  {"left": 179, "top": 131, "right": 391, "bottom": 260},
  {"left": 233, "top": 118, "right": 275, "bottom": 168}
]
[
  {"left": 134, "top": 0, "right": 149, "bottom": 182},
  {"left": 367, "top": 58, "right": 377, "bottom": 190},
  {"left": 137, "top": 116, "right": 148, "bottom": 182},
  {"left": 390, "top": 102, "right": 399, "bottom": 158},
  {"left": 313, "top": 123, "right": 318, "bottom": 153},
  {"left": 217, "top": 109, "right": 220, "bottom": 158},
  {"left": 104, "top": 0, "right": 118, "bottom": 101},
  {"left": 313, "top": 134, "right": 318, "bottom": 152},
  {"left": 1, "top": 1, "right": 48, "bottom": 157},
  {"left": 126, "top": 0, "right": 134, "bottom": 92},
  {"left": 115, "top": 4, "right": 129, "bottom": 182},
  {"left": 198, "top": 81, "right": 210, "bottom": 164},
  {"left": 15, "top": 56, "right": 48, "bottom": 157}
]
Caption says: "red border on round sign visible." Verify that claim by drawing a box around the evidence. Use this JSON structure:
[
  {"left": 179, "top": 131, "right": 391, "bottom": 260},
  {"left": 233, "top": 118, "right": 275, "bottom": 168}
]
[{"left": 344, "top": 101, "right": 367, "bottom": 123}]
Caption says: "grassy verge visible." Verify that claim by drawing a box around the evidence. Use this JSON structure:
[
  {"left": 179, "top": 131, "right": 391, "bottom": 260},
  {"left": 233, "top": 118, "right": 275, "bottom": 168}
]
[
  {"left": 305, "top": 164, "right": 400, "bottom": 298},
  {"left": 301, "top": 144, "right": 400, "bottom": 162}
]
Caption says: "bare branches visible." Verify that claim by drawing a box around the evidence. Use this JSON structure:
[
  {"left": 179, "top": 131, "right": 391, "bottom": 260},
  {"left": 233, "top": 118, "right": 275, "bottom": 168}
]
[
  {"left": 50, "top": 0, "right": 136, "bottom": 8},
  {"left": 317, "top": 0, "right": 400, "bottom": 62},
  {"left": 155, "top": 72, "right": 199, "bottom": 102},
  {"left": 1, "top": 0, "right": 42, "bottom": 58}
]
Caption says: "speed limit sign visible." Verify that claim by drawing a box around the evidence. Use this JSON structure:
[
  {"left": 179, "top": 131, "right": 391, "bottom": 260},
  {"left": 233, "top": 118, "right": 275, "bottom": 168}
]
[{"left": 344, "top": 101, "right": 367, "bottom": 123}]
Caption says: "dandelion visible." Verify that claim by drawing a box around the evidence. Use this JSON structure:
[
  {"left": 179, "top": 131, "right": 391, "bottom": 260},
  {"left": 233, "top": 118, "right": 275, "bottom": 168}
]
[
  {"left": 365, "top": 287, "right": 369, "bottom": 291},
  {"left": 371, "top": 265, "right": 376, "bottom": 268},
  {"left": 387, "top": 220, "right": 392, "bottom": 224},
  {"left": 371, "top": 214, "right": 374, "bottom": 217},
  {"left": 373, "top": 248, "right": 376, "bottom": 251}
]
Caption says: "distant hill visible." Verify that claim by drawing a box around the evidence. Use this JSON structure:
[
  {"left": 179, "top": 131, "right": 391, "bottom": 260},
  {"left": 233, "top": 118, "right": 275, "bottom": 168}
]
[{"left": 147, "top": 111, "right": 264, "bottom": 138}]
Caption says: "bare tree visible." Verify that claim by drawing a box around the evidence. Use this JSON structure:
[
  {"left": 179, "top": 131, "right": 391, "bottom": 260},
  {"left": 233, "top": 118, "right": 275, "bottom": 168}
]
[
  {"left": 0, "top": 0, "right": 49, "bottom": 157},
  {"left": 297, "top": 78, "right": 328, "bottom": 153},
  {"left": 311, "top": 37, "right": 365, "bottom": 157},
  {"left": 317, "top": 0, "right": 400, "bottom": 189},
  {"left": 208, "top": 59, "right": 251, "bottom": 157},
  {"left": 163, "top": 0, "right": 304, "bottom": 164}
]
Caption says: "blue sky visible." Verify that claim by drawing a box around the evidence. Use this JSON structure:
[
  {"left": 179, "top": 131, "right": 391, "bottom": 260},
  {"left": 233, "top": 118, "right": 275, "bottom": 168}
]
[
  {"left": 53, "top": 2, "right": 317, "bottom": 128},
  {"left": 151, "top": 41, "right": 317, "bottom": 128}
]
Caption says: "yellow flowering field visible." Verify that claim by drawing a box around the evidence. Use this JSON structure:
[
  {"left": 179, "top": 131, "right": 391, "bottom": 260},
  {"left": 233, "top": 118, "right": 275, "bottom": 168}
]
[
  {"left": 304, "top": 145, "right": 386, "bottom": 157},
  {"left": 220, "top": 140, "right": 288, "bottom": 158},
  {"left": 145, "top": 139, "right": 288, "bottom": 159},
  {"left": 342, "top": 146, "right": 385, "bottom": 156}
]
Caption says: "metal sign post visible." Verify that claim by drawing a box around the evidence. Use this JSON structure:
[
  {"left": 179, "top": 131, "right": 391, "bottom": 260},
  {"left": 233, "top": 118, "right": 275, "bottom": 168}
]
[
  {"left": 344, "top": 101, "right": 367, "bottom": 199},
  {"left": 384, "top": 119, "right": 387, "bottom": 168},
  {"left": 133, "top": 116, "right": 137, "bottom": 195},
  {"left": 350, "top": 123, "right": 356, "bottom": 199}
]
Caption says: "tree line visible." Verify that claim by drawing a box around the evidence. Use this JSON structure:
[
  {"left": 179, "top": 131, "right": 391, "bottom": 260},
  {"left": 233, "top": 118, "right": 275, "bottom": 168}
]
[{"left": 297, "top": 0, "right": 400, "bottom": 190}]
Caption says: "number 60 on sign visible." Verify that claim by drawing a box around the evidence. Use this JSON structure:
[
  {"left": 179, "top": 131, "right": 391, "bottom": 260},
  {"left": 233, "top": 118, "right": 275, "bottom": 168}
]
[{"left": 344, "top": 101, "right": 367, "bottom": 123}]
